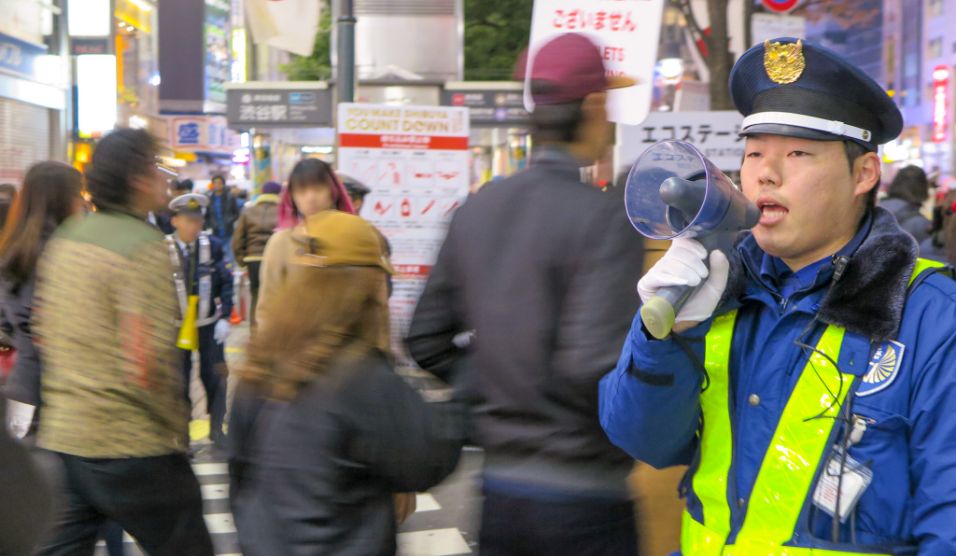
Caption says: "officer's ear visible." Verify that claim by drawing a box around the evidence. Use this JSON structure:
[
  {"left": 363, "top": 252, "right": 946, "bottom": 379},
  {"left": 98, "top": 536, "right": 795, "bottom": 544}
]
[{"left": 851, "top": 151, "right": 881, "bottom": 199}]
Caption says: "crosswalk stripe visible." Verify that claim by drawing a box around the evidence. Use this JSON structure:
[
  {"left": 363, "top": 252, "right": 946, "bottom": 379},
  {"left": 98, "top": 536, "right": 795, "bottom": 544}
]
[
  {"left": 201, "top": 483, "right": 230, "bottom": 500},
  {"left": 416, "top": 493, "right": 441, "bottom": 512},
  {"left": 192, "top": 462, "right": 229, "bottom": 476},
  {"left": 398, "top": 528, "right": 471, "bottom": 555},
  {"left": 204, "top": 512, "right": 237, "bottom": 535}
]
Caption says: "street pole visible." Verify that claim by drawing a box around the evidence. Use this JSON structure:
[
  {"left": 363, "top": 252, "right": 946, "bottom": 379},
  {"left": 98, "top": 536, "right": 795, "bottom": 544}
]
[{"left": 337, "top": 0, "right": 356, "bottom": 104}]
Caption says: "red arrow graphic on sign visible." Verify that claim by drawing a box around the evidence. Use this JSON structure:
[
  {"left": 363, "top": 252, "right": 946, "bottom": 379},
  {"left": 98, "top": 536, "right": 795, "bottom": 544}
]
[{"left": 373, "top": 201, "right": 392, "bottom": 216}]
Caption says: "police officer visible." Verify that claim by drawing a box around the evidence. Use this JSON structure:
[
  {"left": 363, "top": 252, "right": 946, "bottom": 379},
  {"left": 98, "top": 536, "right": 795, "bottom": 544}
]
[
  {"left": 339, "top": 173, "right": 371, "bottom": 215},
  {"left": 600, "top": 38, "right": 956, "bottom": 553},
  {"left": 167, "top": 193, "right": 234, "bottom": 447}
]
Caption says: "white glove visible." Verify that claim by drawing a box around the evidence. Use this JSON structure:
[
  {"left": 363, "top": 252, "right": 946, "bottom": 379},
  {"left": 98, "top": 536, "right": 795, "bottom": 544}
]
[
  {"left": 5, "top": 399, "right": 36, "bottom": 440},
  {"left": 214, "top": 319, "right": 231, "bottom": 344},
  {"left": 637, "top": 237, "right": 730, "bottom": 326}
]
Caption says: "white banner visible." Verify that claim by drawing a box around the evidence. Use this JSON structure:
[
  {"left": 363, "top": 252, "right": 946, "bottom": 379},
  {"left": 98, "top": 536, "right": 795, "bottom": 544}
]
[
  {"left": 751, "top": 13, "right": 807, "bottom": 47},
  {"left": 526, "top": 0, "right": 666, "bottom": 125},
  {"left": 617, "top": 111, "right": 745, "bottom": 174},
  {"left": 245, "top": 0, "right": 320, "bottom": 57},
  {"left": 337, "top": 103, "right": 470, "bottom": 368}
]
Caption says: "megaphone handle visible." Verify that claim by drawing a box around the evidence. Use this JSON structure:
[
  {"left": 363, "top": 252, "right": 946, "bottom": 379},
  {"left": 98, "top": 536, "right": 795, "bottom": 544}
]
[{"left": 640, "top": 285, "right": 693, "bottom": 340}]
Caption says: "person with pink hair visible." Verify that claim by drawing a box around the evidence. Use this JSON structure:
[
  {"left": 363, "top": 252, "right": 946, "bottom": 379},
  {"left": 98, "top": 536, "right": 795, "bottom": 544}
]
[{"left": 257, "top": 159, "right": 353, "bottom": 325}]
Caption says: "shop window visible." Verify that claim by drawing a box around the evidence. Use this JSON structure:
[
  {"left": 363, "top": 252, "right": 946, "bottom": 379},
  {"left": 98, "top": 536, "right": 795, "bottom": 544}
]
[
  {"left": 929, "top": 0, "right": 944, "bottom": 18},
  {"left": 929, "top": 37, "right": 943, "bottom": 59}
]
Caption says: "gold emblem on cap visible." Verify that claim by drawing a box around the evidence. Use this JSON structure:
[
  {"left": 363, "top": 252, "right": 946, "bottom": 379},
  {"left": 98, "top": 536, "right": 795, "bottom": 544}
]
[
  {"left": 764, "top": 39, "right": 805, "bottom": 84},
  {"left": 187, "top": 199, "right": 200, "bottom": 209}
]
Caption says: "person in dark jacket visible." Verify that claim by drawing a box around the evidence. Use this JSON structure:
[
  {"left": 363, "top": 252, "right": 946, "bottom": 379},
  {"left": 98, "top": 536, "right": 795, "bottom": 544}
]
[
  {"left": 151, "top": 179, "right": 194, "bottom": 235},
  {"left": 339, "top": 172, "right": 371, "bottom": 215},
  {"left": 232, "top": 181, "right": 281, "bottom": 326},
  {"left": 879, "top": 165, "right": 932, "bottom": 243},
  {"left": 167, "top": 193, "right": 234, "bottom": 448},
  {"left": 0, "top": 183, "right": 16, "bottom": 227},
  {"left": 0, "top": 183, "right": 18, "bottom": 373},
  {"left": 0, "top": 392, "right": 54, "bottom": 555},
  {"left": 0, "top": 162, "right": 84, "bottom": 430},
  {"left": 405, "top": 33, "right": 645, "bottom": 556},
  {"left": 921, "top": 188, "right": 956, "bottom": 263},
  {"left": 229, "top": 210, "right": 463, "bottom": 556},
  {"left": 205, "top": 174, "right": 239, "bottom": 263}
]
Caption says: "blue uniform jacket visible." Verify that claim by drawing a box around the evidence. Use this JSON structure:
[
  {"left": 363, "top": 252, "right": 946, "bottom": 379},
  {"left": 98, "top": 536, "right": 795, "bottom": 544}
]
[
  {"left": 182, "top": 233, "right": 234, "bottom": 323},
  {"left": 599, "top": 208, "right": 956, "bottom": 555}
]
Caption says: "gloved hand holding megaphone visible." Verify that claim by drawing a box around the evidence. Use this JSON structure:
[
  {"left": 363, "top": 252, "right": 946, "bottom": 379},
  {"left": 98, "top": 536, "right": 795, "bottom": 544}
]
[{"left": 625, "top": 140, "right": 760, "bottom": 339}]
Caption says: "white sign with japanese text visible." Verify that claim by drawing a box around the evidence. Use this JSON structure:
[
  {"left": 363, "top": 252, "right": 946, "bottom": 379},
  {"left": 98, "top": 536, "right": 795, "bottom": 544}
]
[
  {"left": 337, "top": 103, "right": 470, "bottom": 369},
  {"left": 751, "top": 13, "right": 806, "bottom": 47},
  {"left": 616, "top": 111, "right": 746, "bottom": 174},
  {"left": 168, "top": 115, "right": 239, "bottom": 153},
  {"left": 526, "top": 0, "right": 665, "bottom": 125}
]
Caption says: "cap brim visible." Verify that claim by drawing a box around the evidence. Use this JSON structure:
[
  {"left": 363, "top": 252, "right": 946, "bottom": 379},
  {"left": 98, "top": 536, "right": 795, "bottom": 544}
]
[
  {"left": 608, "top": 75, "right": 638, "bottom": 89},
  {"left": 739, "top": 123, "right": 877, "bottom": 150}
]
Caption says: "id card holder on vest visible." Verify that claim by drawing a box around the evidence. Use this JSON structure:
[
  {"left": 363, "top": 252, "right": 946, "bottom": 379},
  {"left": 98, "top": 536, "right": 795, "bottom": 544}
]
[{"left": 812, "top": 446, "right": 873, "bottom": 523}]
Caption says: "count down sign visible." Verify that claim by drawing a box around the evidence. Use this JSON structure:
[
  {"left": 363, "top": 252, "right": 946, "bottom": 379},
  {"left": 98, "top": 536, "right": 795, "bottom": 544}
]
[{"left": 762, "top": 0, "right": 800, "bottom": 12}]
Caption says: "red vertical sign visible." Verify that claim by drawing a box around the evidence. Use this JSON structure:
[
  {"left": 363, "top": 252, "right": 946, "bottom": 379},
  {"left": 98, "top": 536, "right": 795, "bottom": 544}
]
[{"left": 933, "top": 65, "right": 949, "bottom": 144}]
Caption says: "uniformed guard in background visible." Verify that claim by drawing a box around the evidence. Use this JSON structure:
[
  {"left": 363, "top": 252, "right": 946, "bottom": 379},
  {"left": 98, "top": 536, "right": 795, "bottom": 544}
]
[
  {"left": 600, "top": 37, "right": 956, "bottom": 554},
  {"left": 167, "top": 193, "right": 234, "bottom": 448}
]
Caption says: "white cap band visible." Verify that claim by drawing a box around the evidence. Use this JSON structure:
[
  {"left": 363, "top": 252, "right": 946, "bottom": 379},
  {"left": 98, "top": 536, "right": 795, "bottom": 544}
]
[{"left": 741, "top": 111, "right": 873, "bottom": 143}]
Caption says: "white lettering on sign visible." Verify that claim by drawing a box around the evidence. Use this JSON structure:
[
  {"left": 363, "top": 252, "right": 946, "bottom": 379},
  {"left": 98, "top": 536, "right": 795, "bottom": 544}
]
[
  {"left": 0, "top": 43, "right": 23, "bottom": 67},
  {"left": 527, "top": 0, "right": 666, "bottom": 125},
  {"left": 340, "top": 104, "right": 467, "bottom": 137},
  {"left": 617, "top": 111, "right": 746, "bottom": 173}
]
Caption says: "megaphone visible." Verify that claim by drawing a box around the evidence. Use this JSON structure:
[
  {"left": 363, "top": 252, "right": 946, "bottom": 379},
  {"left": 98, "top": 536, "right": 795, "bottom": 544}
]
[
  {"left": 625, "top": 140, "right": 760, "bottom": 339},
  {"left": 176, "top": 295, "right": 200, "bottom": 351}
]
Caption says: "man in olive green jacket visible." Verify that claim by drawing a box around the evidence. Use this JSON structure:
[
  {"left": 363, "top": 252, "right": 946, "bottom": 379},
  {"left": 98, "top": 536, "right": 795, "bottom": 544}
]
[{"left": 34, "top": 129, "right": 214, "bottom": 556}]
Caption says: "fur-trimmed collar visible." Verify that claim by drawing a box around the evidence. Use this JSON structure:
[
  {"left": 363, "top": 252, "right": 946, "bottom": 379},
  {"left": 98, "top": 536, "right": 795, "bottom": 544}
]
[{"left": 723, "top": 207, "right": 919, "bottom": 342}]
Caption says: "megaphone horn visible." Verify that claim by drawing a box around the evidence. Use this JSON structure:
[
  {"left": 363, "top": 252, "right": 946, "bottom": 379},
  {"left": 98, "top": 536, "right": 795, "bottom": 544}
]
[{"left": 624, "top": 140, "right": 759, "bottom": 339}]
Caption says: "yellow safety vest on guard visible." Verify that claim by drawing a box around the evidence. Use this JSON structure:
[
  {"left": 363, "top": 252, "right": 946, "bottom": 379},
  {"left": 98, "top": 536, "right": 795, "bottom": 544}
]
[{"left": 682, "top": 259, "right": 945, "bottom": 556}]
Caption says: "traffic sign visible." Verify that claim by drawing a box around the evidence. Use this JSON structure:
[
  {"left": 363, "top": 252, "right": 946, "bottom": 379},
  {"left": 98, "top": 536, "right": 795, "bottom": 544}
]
[{"left": 762, "top": 0, "right": 800, "bottom": 13}]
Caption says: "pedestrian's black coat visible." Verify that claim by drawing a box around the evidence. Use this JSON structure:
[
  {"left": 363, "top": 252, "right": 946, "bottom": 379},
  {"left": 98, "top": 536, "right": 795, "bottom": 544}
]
[
  {"left": 405, "top": 147, "right": 645, "bottom": 495},
  {"left": 1, "top": 267, "right": 41, "bottom": 407},
  {"left": 228, "top": 350, "right": 465, "bottom": 556}
]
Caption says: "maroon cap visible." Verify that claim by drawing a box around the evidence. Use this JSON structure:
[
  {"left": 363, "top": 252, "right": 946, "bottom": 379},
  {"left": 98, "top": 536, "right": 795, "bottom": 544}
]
[{"left": 517, "top": 33, "right": 635, "bottom": 105}]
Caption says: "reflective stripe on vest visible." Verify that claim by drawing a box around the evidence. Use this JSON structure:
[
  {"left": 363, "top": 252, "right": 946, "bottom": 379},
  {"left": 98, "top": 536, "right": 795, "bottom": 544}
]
[
  {"left": 681, "top": 256, "right": 947, "bottom": 555},
  {"left": 167, "top": 233, "right": 219, "bottom": 327}
]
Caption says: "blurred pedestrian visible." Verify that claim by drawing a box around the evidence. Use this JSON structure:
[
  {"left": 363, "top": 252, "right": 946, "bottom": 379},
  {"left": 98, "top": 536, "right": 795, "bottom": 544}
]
[
  {"left": 0, "top": 391, "right": 53, "bottom": 555},
  {"left": 406, "top": 33, "right": 645, "bottom": 555},
  {"left": 205, "top": 174, "right": 239, "bottom": 264},
  {"left": 229, "top": 210, "right": 463, "bottom": 555},
  {"left": 0, "top": 162, "right": 83, "bottom": 436},
  {"left": 232, "top": 181, "right": 281, "bottom": 327},
  {"left": 0, "top": 182, "right": 17, "bottom": 227},
  {"left": 151, "top": 179, "right": 194, "bottom": 235},
  {"left": 339, "top": 172, "right": 371, "bottom": 215},
  {"left": 880, "top": 165, "right": 932, "bottom": 243},
  {"left": 167, "top": 193, "right": 233, "bottom": 449},
  {"left": 236, "top": 188, "right": 249, "bottom": 212},
  {"left": 33, "top": 128, "right": 213, "bottom": 556},
  {"left": 0, "top": 182, "right": 16, "bottom": 381},
  {"left": 257, "top": 159, "right": 353, "bottom": 325},
  {"left": 921, "top": 189, "right": 956, "bottom": 263}
]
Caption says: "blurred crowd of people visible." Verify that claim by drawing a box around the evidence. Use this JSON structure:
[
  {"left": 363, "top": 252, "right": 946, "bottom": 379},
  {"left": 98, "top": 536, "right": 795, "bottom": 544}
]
[
  {"left": 1, "top": 31, "right": 956, "bottom": 556},
  {"left": 0, "top": 126, "right": 465, "bottom": 555}
]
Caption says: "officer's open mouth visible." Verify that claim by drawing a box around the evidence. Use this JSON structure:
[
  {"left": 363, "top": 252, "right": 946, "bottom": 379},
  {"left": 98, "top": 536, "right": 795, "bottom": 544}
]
[{"left": 757, "top": 198, "right": 789, "bottom": 226}]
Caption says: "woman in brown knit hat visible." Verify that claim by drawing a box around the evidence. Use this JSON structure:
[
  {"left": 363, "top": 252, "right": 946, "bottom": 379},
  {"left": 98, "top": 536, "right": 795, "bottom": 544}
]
[{"left": 228, "top": 210, "right": 464, "bottom": 556}]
